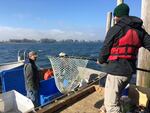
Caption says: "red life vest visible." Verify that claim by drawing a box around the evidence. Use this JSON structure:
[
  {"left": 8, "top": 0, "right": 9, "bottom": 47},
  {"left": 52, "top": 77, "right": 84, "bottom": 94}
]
[{"left": 108, "top": 29, "right": 141, "bottom": 61}]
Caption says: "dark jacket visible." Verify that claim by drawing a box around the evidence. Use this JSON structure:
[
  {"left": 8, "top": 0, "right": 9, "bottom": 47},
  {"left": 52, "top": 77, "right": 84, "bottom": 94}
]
[
  {"left": 99, "top": 16, "right": 150, "bottom": 76},
  {"left": 24, "top": 59, "right": 40, "bottom": 90}
]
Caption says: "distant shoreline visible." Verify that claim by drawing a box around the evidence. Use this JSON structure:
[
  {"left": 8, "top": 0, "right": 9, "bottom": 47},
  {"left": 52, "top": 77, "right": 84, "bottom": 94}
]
[{"left": 0, "top": 39, "right": 103, "bottom": 44}]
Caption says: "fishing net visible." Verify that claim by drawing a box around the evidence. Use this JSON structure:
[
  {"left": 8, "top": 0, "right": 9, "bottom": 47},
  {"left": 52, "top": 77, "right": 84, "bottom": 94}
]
[{"left": 48, "top": 56, "right": 88, "bottom": 93}]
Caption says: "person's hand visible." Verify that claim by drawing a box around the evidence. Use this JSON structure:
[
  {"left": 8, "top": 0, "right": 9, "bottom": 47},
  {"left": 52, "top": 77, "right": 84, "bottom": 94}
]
[
  {"left": 40, "top": 68, "right": 44, "bottom": 70},
  {"left": 100, "top": 63, "right": 107, "bottom": 67},
  {"left": 96, "top": 60, "right": 100, "bottom": 64},
  {"left": 96, "top": 60, "right": 108, "bottom": 67}
]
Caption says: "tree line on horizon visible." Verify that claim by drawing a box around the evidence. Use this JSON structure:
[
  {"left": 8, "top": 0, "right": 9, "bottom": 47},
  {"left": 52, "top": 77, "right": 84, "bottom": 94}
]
[{"left": 0, "top": 38, "right": 103, "bottom": 43}]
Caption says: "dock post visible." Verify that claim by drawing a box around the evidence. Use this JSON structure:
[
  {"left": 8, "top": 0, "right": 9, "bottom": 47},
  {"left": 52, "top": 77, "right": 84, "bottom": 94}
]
[
  {"left": 106, "top": 12, "right": 112, "bottom": 33},
  {"left": 137, "top": 0, "right": 150, "bottom": 87},
  {"left": 117, "top": 0, "right": 124, "bottom": 5}
]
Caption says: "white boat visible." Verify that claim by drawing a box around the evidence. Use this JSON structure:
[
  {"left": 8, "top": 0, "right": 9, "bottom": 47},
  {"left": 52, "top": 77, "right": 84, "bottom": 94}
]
[
  {"left": 0, "top": 50, "right": 25, "bottom": 71},
  {"left": 0, "top": 62, "right": 24, "bottom": 71}
]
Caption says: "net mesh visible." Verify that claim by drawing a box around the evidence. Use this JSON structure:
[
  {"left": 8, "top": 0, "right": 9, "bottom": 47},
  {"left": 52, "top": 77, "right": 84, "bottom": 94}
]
[{"left": 48, "top": 56, "right": 88, "bottom": 93}]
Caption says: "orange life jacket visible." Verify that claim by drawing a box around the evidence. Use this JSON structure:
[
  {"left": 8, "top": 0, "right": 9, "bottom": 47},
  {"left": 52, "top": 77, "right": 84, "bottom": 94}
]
[
  {"left": 44, "top": 69, "right": 53, "bottom": 80},
  {"left": 108, "top": 29, "right": 141, "bottom": 61}
]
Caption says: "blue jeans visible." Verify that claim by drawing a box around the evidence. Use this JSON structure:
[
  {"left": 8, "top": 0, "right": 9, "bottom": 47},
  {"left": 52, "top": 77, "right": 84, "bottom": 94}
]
[{"left": 27, "top": 89, "right": 39, "bottom": 107}]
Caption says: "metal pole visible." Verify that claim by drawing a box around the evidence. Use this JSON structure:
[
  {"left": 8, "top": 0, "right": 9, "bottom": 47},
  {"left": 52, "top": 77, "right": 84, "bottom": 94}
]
[{"left": 137, "top": 0, "right": 150, "bottom": 87}]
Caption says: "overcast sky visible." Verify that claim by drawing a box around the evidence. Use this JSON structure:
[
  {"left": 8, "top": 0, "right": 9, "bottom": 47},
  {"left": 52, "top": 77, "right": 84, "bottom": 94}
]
[{"left": 0, "top": 0, "right": 141, "bottom": 41}]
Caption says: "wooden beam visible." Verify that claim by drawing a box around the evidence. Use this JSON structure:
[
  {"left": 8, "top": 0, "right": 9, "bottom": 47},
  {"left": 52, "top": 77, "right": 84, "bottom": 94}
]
[
  {"left": 117, "top": 0, "right": 124, "bottom": 5},
  {"left": 106, "top": 12, "right": 112, "bottom": 33},
  {"left": 137, "top": 0, "right": 150, "bottom": 87}
]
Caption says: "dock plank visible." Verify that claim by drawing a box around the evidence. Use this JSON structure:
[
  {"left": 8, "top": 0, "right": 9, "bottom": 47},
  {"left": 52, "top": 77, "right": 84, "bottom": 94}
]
[{"left": 60, "top": 87, "right": 104, "bottom": 113}]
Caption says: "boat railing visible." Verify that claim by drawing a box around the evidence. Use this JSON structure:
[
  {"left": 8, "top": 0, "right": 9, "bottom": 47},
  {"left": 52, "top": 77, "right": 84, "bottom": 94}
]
[{"left": 17, "top": 49, "right": 30, "bottom": 62}]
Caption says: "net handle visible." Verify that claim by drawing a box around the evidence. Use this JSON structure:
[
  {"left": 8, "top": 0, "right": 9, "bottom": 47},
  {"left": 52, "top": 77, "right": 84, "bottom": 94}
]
[{"left": 63, "top": 56, "right": 150, "bottom": 72}]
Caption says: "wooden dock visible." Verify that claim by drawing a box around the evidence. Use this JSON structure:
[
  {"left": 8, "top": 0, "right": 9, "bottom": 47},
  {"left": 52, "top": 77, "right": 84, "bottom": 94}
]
[{"left": 60, "top": 86, "right": 104, "bottom": 113}]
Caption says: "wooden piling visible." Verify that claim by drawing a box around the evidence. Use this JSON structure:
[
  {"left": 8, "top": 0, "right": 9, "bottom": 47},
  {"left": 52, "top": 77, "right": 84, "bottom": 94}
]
[
  {"left": 106, "top": 12, "right": 112, "bottom": 33},
  {"left": 117, "top": 0, "right": 124, "bottom": 5},
  {"left": 137, "top": 0, "right": 150, "bottom": 87}
]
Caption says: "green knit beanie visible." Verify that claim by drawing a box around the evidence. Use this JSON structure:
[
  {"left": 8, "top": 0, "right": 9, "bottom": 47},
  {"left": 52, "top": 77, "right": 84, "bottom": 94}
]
[{"left": 113, "top": 3, "right": 130, "bottom": 17}]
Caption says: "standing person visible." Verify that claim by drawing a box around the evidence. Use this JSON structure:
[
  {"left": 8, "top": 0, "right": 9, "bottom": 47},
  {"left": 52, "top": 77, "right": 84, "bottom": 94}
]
[
  {"left": 24, "top": 51, "right": 40, "bottom": 107},
  {"left": 98, "top": 3, "right": 150, "bottom": 113}
]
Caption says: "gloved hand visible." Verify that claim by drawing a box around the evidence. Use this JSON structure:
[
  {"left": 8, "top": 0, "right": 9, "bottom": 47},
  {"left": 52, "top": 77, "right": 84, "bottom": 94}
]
[
  {"left": 96, "top": 60, "right": 108, "bottom": 67},
  {"left": 100, "top": 63, "right": 108, "bottom": 67}
]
